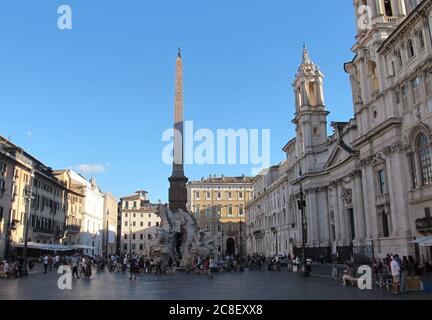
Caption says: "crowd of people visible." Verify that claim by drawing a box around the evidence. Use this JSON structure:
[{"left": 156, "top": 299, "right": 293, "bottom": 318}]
[
  {"left": 2, "top": 250, "right": 431, "bottom": 294},
  {"left": 372, "top": 254, "right": 432, "bottom": 294}
]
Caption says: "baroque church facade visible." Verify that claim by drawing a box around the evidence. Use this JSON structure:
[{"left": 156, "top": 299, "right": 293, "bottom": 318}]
[{"left": 246, "top": 0, "right": 432, "bottom": 262}]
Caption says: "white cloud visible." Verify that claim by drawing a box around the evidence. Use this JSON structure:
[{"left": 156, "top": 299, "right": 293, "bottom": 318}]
[{"left": 75, "top": 164, "right": 106, "bottom": 174}]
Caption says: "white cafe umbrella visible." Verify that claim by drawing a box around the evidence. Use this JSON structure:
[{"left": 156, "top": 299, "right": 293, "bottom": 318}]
[{"left": 409, "top": 236, "right": 432, "bottom": 246}]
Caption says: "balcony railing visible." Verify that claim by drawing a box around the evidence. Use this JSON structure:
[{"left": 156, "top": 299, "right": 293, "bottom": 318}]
[
  {"left": 65, "top": 224, "right": 81, "bottom": 233},
  {"left": 33, "top": 226, "right": 56, "bottom": 235},
  {"left": 416, "top": 217, "right": 432, "bottom": 234}
]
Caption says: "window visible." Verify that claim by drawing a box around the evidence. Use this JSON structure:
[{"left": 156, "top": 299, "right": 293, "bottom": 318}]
[
  {"left": 228, "top": 192, "right": 232, "bottom": 200},
  {"left": 228, "top": 206, "right": 233, "bottom": 217},
  {"left": 195, "top": 192, "right": 200, "bottom": 200},
  {"left": 156, "top": 222, "right": 159, "bottom": 227},
  {"left": 140, "top": 221, "right": 144, "bottom": 227},
  {"left": 418, "top": 30, "right": 425, "bottom": 49},
  {"left": 148, "top": 222, "right": 151, "bottom": 227},
  {"left": 407, "top": 39, "right": 415, "bottom": 58},
  {"left": 217, "top": 192, "right": 221, "bottom": 200},
  {"left": 410, "top": 152, "right": 418, "bottom": 188},
  {"left": 395, "top": 50, "right": 403, "bottom": 68},
  {"left": 384, "top": 0, "right": 393, "bottom": 16},
  {"left": 395, "top": 89, "right": 400, "bottom": 104},
  {"left": 0, "top": 162, "right": 6, "bottom": 174},
  {"left": 378, "top": 170, "right": 386, "bottom": 194},
  {"left": 206, "top": 192, "right": 211, "bottom": 200},
  {"left": 132, "top": 234, "right": 136, "bottom": 240},
  {"left": 425, "top": 69, "right": 432, "bottom": 95},
  {"left": 425, "top": 207, "right": 431, "bottom": 219},
  {"left": 412, "top": 77, "right": 421, "bottom": 104},
  {"left": 0, "top": 179, "right": 5, "bottom": 191},
  {"left": 401, "top": 85, "right": 408, "bottom": 109},
  {"left": 368, "top": 61, "right": 379, "bottom": 92},
  {"left": 417, "top": 133, "right": 432, "bottom": 186},
  {"left": 0, "top": 206, "right": 3, "bottom": 223},
  {"left": 124, "top": 244, "right": 127, "bottom": 251},
  {"left": 124, "top": 201, "right": 129, "bottom": 209},
  {"left": 238, "top": 192, "right": 243, "bottom": 200},
  {"left": 125, "top": 221, "right": 128, "bottom": 227},
  {"left": 382, "top": 212, "right": 390, "bottom": 238},
  {"left": 133, "top": 201, "right": 137, "bottom": 208},
  {"left": 140, "top": 234, "right": 144, "bottom": 240},
  {"left": 139, "top": 244, "right": 143, "bottom": 251},
  {"left": 124, "top": 234, "right": 128, "bottom": 240},
  {"left": 148, "top": 234, "right": 152, "bottom": 240},
  {"left": 239, "top": 206, "right": 244, "bottom": 217},
  {"left": 132, "top": 221, "right": 136, "bottom": 227},
  {"left": 148, "top": 213, "right": 151, "bottom": 218},
  {"left": 125, "top": 213, "right": 128, "bottom": 218},
  {"left": 133, "top": 213, "right": 136, "bottom": 218}
]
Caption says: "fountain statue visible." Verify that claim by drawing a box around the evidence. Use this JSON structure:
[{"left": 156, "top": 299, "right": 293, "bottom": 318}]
[{"left": 147, "top": 204, "right": 216, "bottom": 270}]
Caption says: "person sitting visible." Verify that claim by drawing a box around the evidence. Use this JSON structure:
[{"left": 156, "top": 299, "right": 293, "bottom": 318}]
[
  {"left": 0, "top": 261, "right": 9, "bottom": 278},
  {"left": 342, "top": 262, "right": 356, "bottom": 286}
]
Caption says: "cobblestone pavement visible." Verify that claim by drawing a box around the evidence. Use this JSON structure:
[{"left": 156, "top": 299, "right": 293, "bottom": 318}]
[{"left": 0, "top": 264, "right": 431, "bottom": 300}]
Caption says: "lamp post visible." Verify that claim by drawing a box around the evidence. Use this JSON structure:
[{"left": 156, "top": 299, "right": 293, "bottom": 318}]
[
  {"left": 22, "top": 170, "right": 35, "bottom": 277},
  {"left": 129, "top": 213, "right": 132, "bottom": 256},
  {"left": 105, "top": 217, "right": 109, "bottom": 257},
  {"left": 297, "top": 167, "right": 307, "bottom": 275}
]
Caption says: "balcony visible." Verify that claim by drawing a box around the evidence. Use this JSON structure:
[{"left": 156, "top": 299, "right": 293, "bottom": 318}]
[
  {"left": 65, "top": 224, "right": 81, "bottom": 233},
  {"left": 33, "top": 226, "right": 55, "bottom": 235},
  {"left": 416, "top": 217, "right": 432, "bottom": 235}
]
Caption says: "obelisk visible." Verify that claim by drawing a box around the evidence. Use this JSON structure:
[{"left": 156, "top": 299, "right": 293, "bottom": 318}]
[{"left": 168, "top": 48, "right": 188, "bottom": 213}]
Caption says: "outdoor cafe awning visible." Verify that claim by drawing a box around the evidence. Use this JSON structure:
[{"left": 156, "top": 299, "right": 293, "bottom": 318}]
[
  {"left": 15, "top": 242, "right": 73, "bottom": 252},
  {"left": 409, "top": 236, "right": 432, "bottom": 246},
  {"left": 68, "top": 244, "right": 95, "bottom": 250},
  {"left": 15, "top": 242, "right": 95, "bottom": 251}
]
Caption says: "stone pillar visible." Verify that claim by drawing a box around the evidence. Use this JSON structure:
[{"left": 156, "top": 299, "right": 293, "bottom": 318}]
[
  {"left": 331, "top": 182, "right": 342, "bottom": 243},
  {"left": 354, "top": 171, "right": 367, "bottom": 240},
  {"left": 306, "top": 189, "right": 319, "bottom": 246},
  {"left": 386, "top": 149, "right": 411, "bottom": 237},
  {"left": 385, "top": 155, "right": 399, "bottom": 237},
  {"left": 351, "top": 175, "right": 361, "bottom": 242},
  {"left": 320, "top": 187, "right": 331, "bottom": 245},
  {"left": 363, "top": 164, "right": 378, "bottom": 239}
]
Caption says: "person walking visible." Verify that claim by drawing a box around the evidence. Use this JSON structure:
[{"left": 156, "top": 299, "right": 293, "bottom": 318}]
[
  {"left": 43, "top": 254, "right": 49, "bottom": 273},
  {"left": 209, "top": 256, "right": 217, "bottom": 278},
  {"left": 129, "top": 256, "right": 137, "bottom": 280},
  {"left": 72, "top": 254, "right": 80, "bottom": 279},
  {"left": 155, "top": 257, "right": 162, "bottom": 275},
  {"left": 390, "top": 255, "right": 401, "bottom": 295}
]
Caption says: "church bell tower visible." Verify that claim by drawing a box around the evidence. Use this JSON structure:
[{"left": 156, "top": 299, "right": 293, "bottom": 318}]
[{"left": 292, "top": 45, "right": 329, "bottom": 164}]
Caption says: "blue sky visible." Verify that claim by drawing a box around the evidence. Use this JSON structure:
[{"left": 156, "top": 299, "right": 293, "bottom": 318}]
[{"left": 0, "top": 0, "right": 356, "bottom": 202}]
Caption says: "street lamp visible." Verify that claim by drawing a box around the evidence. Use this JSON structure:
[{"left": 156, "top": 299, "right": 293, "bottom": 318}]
[
  {"left": 297, "top": 167, "right": 307, "bottom": 276},
  {"left": 22, "top": 170, "right": 35, "bottom": 277}
]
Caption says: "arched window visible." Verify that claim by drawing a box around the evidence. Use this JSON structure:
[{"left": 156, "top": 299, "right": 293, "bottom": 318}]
[
  {"left": 297, "top": 87, "right": 302, "bottom": 107},
  {"left": 308, "top": 81, "right": 317, "bottom": 106},
  {"left": 368, "top": 61, "right": 379, "bottom": 92},
  {"left": 417, "top": 133, "right": 432, "bottom": 186},
  {"left": 407, "top": 39, "right": 415, "bottom": 58}
]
